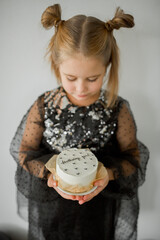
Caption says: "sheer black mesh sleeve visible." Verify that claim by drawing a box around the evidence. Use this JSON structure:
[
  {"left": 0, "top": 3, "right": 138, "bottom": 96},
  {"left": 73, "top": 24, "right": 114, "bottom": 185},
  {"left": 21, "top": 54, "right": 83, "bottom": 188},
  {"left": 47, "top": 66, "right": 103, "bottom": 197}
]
[
  {"left": 9, "top": 95, "right": 59, "bottom": 212},
  {"left": 10, "top": 94, "right": 53, "bottom": 179},
  {"left": 101, "top": 100, "right": 149, "bottom": 199}
]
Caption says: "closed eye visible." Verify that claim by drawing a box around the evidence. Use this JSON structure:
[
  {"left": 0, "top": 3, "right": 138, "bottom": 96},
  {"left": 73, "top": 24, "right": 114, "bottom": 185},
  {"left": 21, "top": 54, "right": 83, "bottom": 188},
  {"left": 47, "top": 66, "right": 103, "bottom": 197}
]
[
  {"left": 65, "top": 73, "right": 101, "bottom": 82},
  {"left": 67, "top": 77, "right": 98, "bottom": 82},
  {"left": 66, "top": 77, "right": 77, "bottom": 81},
  {"left": 87, "top": 77, "right": 98, "bottom": 82}
]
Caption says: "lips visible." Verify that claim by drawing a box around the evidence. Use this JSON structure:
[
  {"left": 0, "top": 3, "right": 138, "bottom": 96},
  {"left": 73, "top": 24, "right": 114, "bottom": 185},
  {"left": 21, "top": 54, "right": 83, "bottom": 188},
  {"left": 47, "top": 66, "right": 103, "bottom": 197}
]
[{"left": 77, "top": 94, "right": 87, "bottom": 98}]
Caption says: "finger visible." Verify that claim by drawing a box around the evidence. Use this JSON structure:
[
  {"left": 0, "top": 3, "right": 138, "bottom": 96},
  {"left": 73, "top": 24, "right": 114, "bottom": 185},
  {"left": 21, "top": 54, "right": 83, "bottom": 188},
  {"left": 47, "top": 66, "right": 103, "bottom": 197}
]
[
  {"left": 78, "top": 199, "right": 85, "bottom": 205},
  {"left": 79, "top": 187, "right": 103, "bottom": 204},
  {"left": 94, "top": 179, "right": 105, "bottom": 187},
  {"left": 75, "top": 195, "right": 84, "bottom": 201},
  {"left": 54, "top": 187, "right": 77, "bottom": 200},
  {"left": 47, "top": 174, "right": 54, "bottom": 187},
  {"left": 83, "top": 186, "right": 102, "bottom": 201},
  {"left": 80, "top": 179, "right": 109, "bottom": 203},
  {"left": 47, "top": 174, "right": 58, "bottom": 188}
]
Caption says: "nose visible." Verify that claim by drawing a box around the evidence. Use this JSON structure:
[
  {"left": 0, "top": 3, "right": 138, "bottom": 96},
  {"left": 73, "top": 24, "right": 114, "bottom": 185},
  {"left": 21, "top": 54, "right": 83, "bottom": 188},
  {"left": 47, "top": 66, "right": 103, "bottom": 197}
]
[{"left": 76, "top": 79, "right": 87, "bottom": 93}]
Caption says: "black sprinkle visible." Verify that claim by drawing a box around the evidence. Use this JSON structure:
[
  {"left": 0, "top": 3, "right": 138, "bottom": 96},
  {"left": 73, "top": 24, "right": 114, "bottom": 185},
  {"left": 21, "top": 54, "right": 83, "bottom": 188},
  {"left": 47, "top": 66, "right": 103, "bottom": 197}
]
[
  {"left": 76, "top": 172, "right": 80, "bottom": 175},
  {"left": 84, "top": 168, "right": 88, "bottom": 170}
]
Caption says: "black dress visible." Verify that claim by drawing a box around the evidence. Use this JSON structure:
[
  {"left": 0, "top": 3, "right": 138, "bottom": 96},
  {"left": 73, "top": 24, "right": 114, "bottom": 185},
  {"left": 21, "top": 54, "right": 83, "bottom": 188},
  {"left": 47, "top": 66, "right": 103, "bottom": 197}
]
[{"left": 10, "top": 86, "right": 149, "bottom": 240}]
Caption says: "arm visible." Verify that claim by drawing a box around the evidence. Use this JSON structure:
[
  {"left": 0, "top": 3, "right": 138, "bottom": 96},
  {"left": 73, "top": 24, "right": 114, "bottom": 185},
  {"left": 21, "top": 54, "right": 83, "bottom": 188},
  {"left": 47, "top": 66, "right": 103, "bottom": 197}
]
[
  {"left": 81, "top": 100, "right": 149, "bottom": 204},
  {"left": 101, "top": 100, "right": 149, "bottom": 199},
  {"left": 113, "top": 101, "right": 140, "bottom": 177},
  {"left": 10, "top": 94, "right": 61, "bottom": 203},
  {"left": 10, "top": 94, "right": 53, "bottom": 179}
]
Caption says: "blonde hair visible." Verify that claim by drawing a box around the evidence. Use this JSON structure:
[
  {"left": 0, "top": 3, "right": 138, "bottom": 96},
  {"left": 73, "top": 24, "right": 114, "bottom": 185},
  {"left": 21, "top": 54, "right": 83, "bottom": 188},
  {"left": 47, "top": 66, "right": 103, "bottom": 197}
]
[{"left": 41, "top": 4, "right": 134, "bottom": 107}]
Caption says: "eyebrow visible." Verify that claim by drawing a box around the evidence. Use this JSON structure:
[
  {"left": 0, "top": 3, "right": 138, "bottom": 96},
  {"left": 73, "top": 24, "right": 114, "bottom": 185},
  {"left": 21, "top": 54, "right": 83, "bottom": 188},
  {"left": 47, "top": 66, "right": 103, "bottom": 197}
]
[{"left": 63, "top": 73, "right": 101, "bottom": 78}]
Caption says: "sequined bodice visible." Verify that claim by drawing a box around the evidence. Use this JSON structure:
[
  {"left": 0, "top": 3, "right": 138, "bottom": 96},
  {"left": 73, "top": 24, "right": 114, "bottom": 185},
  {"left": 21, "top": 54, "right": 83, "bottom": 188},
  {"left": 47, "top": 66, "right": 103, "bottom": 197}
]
[{"left": 43, "top": 87, "right": 117, "bottom": 153}]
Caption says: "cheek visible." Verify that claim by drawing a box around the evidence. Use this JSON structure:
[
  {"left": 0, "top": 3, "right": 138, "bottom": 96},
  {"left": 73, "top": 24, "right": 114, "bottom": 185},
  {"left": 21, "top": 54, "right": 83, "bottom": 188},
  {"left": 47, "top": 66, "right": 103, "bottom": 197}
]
[
  {"left": 61, "top": 80, "right": 74, "bottom": 92},
  {"left": 92, "top": 79, "right": 103, "bottom": 91}
]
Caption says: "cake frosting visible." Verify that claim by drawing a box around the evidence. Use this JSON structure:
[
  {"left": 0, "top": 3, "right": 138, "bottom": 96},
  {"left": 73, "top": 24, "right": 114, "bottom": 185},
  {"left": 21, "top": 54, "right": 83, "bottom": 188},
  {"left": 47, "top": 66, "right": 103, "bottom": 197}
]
[{"left": 56, "top": 148, "right": 98, "bottom": 187}]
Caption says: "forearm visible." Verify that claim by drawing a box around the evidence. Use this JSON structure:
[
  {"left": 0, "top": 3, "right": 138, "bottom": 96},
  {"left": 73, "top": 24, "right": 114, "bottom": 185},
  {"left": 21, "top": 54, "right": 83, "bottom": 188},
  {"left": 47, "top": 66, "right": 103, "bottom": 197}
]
[{"left": 19, "top": 148, "right": 54, "bottom": 179}]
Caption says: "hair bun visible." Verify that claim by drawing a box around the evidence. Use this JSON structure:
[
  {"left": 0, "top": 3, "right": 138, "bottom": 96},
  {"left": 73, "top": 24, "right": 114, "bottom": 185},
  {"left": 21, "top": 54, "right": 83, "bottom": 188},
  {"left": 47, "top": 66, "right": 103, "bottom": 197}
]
[
  {"left": 105, "top": 7, "right": 134, "bottom": 32},
  {"left": 41, "top": 4, "right": 62, "bottom": 29},
  {"left": 105, "top": 20, "right": 114, "bottom": 32}
]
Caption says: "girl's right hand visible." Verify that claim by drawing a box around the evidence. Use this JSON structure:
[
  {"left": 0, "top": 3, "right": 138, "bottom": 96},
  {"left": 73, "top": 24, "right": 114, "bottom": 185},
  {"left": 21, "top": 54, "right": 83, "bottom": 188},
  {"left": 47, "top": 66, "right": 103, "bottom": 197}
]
[{"left": 47, "top": 173, "right": 84, "bottom": 201}]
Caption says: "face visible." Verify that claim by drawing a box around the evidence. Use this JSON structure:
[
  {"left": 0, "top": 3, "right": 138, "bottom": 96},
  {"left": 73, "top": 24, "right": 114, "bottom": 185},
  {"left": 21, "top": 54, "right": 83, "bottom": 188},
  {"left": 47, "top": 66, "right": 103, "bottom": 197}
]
[{"left": 59, "top": 53, "right": 106, "bottom": 106}]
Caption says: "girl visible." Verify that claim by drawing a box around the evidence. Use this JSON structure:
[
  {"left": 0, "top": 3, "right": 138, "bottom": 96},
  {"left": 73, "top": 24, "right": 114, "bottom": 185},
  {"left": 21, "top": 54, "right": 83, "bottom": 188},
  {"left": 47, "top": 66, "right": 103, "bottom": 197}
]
[{"left": 10, "top": 4, "right": 149, "bottom": 240}]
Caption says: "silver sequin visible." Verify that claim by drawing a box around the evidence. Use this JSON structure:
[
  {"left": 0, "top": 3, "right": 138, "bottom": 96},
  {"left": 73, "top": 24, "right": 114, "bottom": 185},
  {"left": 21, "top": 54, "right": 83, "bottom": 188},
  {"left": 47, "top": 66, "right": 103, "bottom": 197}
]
[{"left": 43, "top": 88, "right": 117, "bottom": 152}]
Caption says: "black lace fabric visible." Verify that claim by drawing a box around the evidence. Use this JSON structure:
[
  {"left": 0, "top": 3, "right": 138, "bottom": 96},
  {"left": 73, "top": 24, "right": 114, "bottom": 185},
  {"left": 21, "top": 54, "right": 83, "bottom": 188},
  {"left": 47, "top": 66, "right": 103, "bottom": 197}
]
[{"left": 10, "top": 87, "right": 149, "bottom": 240}]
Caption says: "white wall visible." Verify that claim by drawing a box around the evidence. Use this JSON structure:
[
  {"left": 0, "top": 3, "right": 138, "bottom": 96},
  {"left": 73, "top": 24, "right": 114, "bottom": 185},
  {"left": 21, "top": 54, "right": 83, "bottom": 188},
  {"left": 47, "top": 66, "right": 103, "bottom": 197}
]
[{"left": 0, "top": 0, "right": 160, "bottom": 239}]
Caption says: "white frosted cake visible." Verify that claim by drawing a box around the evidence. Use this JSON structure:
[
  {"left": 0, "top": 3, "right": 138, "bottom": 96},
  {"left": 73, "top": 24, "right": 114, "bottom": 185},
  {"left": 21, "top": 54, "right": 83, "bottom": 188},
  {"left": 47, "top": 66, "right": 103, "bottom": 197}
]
[{"left": 56, "top": 148, "right": 98, "bottom": 191}]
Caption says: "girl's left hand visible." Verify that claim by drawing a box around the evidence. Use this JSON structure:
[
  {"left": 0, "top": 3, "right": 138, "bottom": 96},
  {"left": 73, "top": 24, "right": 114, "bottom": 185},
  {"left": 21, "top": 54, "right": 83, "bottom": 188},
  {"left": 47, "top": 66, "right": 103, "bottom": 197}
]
[{"left": 77, "top": 169, "right": 110, "bottom": 205}]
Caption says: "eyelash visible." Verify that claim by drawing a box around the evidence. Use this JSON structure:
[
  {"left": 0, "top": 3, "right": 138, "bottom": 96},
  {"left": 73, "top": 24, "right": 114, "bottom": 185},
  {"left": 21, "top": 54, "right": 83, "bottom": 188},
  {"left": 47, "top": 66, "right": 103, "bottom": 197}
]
[
  {"left": 88, "top": 78, "right": 98, "bottom": 82},
  {"left": 66, "top": 77, "right": 98, "bottom": 82},
  {"left": 67, "top": 77, "right": 76, "bottom": 81}
]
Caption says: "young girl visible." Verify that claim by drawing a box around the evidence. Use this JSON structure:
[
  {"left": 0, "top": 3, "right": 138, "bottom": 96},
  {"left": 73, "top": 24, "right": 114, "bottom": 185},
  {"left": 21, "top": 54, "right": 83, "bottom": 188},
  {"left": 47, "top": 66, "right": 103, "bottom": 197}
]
[{"left": 10, "top": 4, "right": 149, "bottom": 240}]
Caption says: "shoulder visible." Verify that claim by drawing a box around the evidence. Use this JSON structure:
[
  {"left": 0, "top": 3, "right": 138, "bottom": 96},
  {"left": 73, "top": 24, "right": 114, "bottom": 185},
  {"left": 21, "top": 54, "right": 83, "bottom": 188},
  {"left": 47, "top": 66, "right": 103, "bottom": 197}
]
[
  {"left": 35, "top": 86, "right": 63, "bottom": 106},
  {"left": 108, "top": 94, "right": 135, "bottom": 122},
  {"left": 37, "top": 87, "right": 60, "bottom": 101},
  {"left": 38, "top": 86, "right": 67, "bottom": 110},
  {"left": 114, "top": 95, "right": 132, "bottom": 113},
  {"left": 28, "top": 87, "right": 60, "bottom": 114},
  {"left": 101, "top": 89, "right": 130, "bottom": 111},
  {"left": 116, "top": 95, "right": 130, "bottom": 107},
  {"left": 115, "top": 95, "right": 137, "bottom": 127}
]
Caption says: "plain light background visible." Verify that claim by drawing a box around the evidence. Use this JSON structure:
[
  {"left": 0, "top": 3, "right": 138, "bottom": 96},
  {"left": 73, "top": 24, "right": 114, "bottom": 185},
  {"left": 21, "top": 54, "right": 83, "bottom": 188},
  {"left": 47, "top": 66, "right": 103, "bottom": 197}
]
[{"left": 0, "top": 0, "right": 160, "bottom": 239}]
